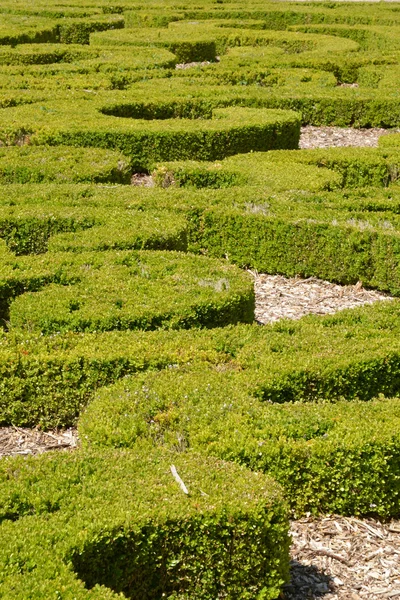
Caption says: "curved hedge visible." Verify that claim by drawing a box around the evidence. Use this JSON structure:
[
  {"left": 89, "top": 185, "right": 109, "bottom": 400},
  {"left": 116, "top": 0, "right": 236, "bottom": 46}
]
[
  {"left": 0, "top": 448, "right": 289, "bottom": 599},
  {"left": 91, "top": 23, "right": 359, "bottom": 61},
  {"left": 2, "top": 249, "right": 254, "bottom": 334},
  {"left": 80, "top": 368, "right": 400, "bottom": 518},
  {"left": 0, "top": 13, "right": 124, "bottom": 46},
  {"left": 0, "top": 43, "right": 175, "bottom": 72},
  {"left": 0, "top": 145, "right": 131, "bottom": 184},
  {"left": 0, "top": 184, "right": 188, "bottom": 255},
  {"left": 124, "top": 2, "right": 400, "bottom": 29},
  {"left": 0, "top": 100, "right": 301, "bottom": 169},
  {"left": 3, "top": 2, "right": 400, "bottom": 596}
]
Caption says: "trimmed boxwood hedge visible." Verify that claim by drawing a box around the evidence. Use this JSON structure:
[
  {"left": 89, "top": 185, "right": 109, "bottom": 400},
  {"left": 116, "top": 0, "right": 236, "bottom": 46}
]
[
  {"left": 0, "top": 448, "right": 289, "bottom": 599},
  {"left": 123, "top": 2, "right": 400, "bottom": 30},
  {"left": 4, "top": 2, "right": 400, "bottom": 593},
  {"left": 2, "top": 298, "right": 400, "bottom": 427},
  {"left": 90, "top": 23, "right": 358, "bottom": 61},
  {"left": 0, "top": 13, "right": 124, "bottom": 46},
  {"left": 0, "top": 145, "right": 131, "bottom": 184},
  {"left": 0, "top": 184, "right": 188, "bottom": 255},
  {"left": 2, "top": 249, "right": 254, "bottom": 334},
  {"left": 80, "top": 368, "right": 400, "bottom": 518},
  {"left": 0, "top": 99, "right": 301, "bottom": 169}
]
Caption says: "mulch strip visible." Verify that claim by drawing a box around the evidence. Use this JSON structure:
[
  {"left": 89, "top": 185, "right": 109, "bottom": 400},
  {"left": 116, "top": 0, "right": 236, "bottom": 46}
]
[
  {"left": 285, "top": 516, "right": 400, "bottom": 599},
  {"left": 0, "top": 426, "right": 78, "bottom": 458},
  {"left": 253, "top": 273, "right": 393, "bottom": 324},
  {"left": 299, "top": 126, "right": 399, "bottom": 149}
]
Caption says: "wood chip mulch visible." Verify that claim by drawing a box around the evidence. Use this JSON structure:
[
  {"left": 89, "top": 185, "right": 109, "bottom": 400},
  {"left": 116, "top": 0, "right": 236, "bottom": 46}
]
[
  {"left": 299, "top": 126, "right": 398, "bottom": 149},
  {"left": 175, "top": 60, "right": 214, "bottom": 70},
  {"left": 284, "top": 516, "right": 400, "bottom": 600},
  {"left": 253, "top": 273, "right": 392, "bottom": 324},
  {"left": 1, "top": 430, "right": 399, "bottom": 600},
  {"left": 131, "top": 172, "right": 155, "bottom": 187},
  {"left": 0, "top": 426, "right": 78, "bottom": 458}
]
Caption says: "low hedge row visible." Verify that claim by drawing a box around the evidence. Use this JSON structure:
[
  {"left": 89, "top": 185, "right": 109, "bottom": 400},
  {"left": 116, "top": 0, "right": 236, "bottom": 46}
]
[
  {"left": 0, "top": 145, "right": 131, "bottom": 184},
  {"left": 173, "top": 64, "right": 338, "bottom": 89},
  {"left": 91, "top": 23, "right": 358, "bottom": 62},
  {"left": 0, "top": 448, "right": 289, "bottom": 599},
  {"left": 0, "top": 184, "right": 188, "bottom": 255},
  {"left": 4, "top": 143, "right": 400, "bottom": 258},
  {"left": 379, "top": 132, "right": 400, "bottom": 149},
  {"left": 47, "top": 210, "right": 188, "bottom": 253},
  {"left": 172, "top": 42, "right": 399, "bottom": 86},
  {"left": 80, "top": 367, "right": 400, "bottom": 518},
  {"left": 5, "top": 0, "right": 400, "bottom": 27},
  {"left": 3, "top": 144, "right": 400, "bottom": 284},
  {"left": 3, "top": 2, "right": 400, "bottom": 593},
  {"left": 0, "top": 99, "right": 301, "bottom": 168},
  {"left": 123, "top": 2, "right": 400, "bottom": 29},
  {"left": 2, "top": 297, "right": 400, "bottom": 428},
  {"left": 0, "top": 43, "right": 93, "bottom": 65},
  {"left": 91, "top": 28, "right": 217, "bottom": 64},
  {"left": 289, "top": 23, "right": 400, "bottom": 52},
  {"left": 0, "top": 51, "right": 176, "bottom": 96},
  {"left": 1, "top": 248, "right": 254, "bottom": 334},
  {"left": 0, "top": 13, "right": 124, "bottom": 46},
  {"left": 4, "top": 77, "right": 400, "bottom": 143},
  {"left": 151, "top": 148, "right": 400, "bottom": 291}
]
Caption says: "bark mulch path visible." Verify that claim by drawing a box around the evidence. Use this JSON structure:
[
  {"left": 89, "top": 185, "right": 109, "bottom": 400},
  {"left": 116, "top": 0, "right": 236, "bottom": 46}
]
[
  {"left": 0, "top": 426, "right": 78, "bottom": 458},
  {"left": 299, "top": 126, "right": 398, "bottom": 149},
  {"left": 284, "top": 516, "right": 400, "bottom": 600},
  {"left": 253, "top": 273, "right": 393, "bottom": 324}
]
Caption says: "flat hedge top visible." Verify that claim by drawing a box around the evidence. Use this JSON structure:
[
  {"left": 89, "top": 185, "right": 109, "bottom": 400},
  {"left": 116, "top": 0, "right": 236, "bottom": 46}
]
[{"left": 0, "top": 448, "right": 288, "bottom": 599}]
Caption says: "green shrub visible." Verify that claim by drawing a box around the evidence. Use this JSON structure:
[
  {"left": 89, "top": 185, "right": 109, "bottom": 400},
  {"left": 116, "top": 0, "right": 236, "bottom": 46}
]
[
  {"left": 0, "top": 13, "right": 123, "bottom": 46},
  {"left": 150, "top": 148, "right": 400, "bottom": 291},
  {"left": 0, "top": 448, "right": 289, "bottom": 599},
  {"left": 0, "top": 146, "right": 131, "bottom": 184},
  {"left": 4, "top": 1, "right": 400, "bottom": 593},
  {"left": 289, "top": 23, "right": 400, "bottom": 52},
  {"left": 47, "top": 211, "right": 188, "bottom": 253},
  {"left": 80, "top": 368, "right": 400, "bottom": 518},
  {"left": 0, "top": 98, "right": 300, "bottom": 168},
  {"left": 163, "top": 21, "right": 359, "bottom": 56},
  {"left": 3, "top": 299, "right": 400, "bottom": 428},
  {"left": 379, "top": 133, "right": 400, "bottom": 149},
  {"left": 57, "top": 15, "right": 124, "bottom": 45},
  {"left": 127, "top": 2, "right": 400, "bottom": 29},
  {"left": 90, "top": 27, "right": 217, "bottom": 64},
  {"left": 3, "top": 249, "right": 254, "bottom": 334},
  {"left": 0, "top": 184, "right": 188, "bottom": 255},
  {"left": 0, "top": 43, "right": 93, "bottom": 66}
]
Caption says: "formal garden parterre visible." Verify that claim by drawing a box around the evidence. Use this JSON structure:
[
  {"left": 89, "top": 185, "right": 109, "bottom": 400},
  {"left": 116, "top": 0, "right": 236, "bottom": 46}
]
[{"left": 1, "top": 2, "right": 400, "bottom": 598}]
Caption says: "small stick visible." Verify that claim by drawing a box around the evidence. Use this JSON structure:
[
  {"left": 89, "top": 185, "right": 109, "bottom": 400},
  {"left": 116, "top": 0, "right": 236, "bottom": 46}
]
[
  {"left": 170, "top": 465, "right": 189, "bottom": 495},
  {"left": 312, "top": 548, "right": 350, "bottom": 566}
]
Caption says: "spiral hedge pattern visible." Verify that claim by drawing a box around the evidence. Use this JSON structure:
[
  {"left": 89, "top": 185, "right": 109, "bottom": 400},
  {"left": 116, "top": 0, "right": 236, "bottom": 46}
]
[{"left": 2, "top": 1, "right": 400, "bottom": 598}]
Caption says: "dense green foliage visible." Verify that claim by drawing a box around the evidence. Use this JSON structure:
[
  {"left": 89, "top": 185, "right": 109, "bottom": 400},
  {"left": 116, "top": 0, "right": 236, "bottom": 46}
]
[
  {"left": 3, "top": 249, "right": 254, "bottom": 334},
  {"left": 2, "top": 1, "right": 400, "bottom": 597},
  {"left": 0, "top": 449, "right": 289, "bottom": 599},
  {"left": 0, "top": 146, "right": 131, "bottom": 183}
]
